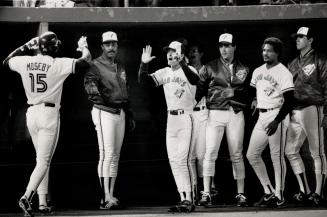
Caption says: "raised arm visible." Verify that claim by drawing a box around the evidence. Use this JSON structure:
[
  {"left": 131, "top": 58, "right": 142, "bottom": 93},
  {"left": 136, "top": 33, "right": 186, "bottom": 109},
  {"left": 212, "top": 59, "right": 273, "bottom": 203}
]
[
  {"left": 3, "top": 37, "right": 39, "bottom": 67},
  {"left": 138, "top": 45, "right": 156, "bottom": 85},
  {"left": 75, "top": 36, "right": 92, "bottom": 72}
]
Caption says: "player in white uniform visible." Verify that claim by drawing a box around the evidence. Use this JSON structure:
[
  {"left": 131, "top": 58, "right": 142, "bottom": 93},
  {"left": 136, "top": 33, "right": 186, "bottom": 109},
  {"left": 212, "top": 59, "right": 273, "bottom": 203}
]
[
  {"left": 247, "top": 37, "right": 294, "bottom": 208},
  {"left": 3, "top": 32, "right": 91, "bottom": 217},
  {"left": 187, "top": 42, "right": 219, "bottom": 204},
  {"left": 138, "top": 42, "right": 199, "bottom": 212}
]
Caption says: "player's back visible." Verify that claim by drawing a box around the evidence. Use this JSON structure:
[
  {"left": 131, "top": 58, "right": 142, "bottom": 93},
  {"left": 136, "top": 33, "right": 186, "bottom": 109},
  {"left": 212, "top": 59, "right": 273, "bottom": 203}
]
[{"left": 8, "top": 54, "right": 75, "bottom": 106}]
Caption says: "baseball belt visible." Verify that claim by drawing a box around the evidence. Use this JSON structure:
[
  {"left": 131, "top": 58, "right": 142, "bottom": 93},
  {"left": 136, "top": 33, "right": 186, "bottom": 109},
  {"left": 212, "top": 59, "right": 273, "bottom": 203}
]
[
  {"left": 169, "top": 109, "right": 184, "bottom": 115},
  {"left": 28, "top": 102, "right": 55, "bottom": 107}
]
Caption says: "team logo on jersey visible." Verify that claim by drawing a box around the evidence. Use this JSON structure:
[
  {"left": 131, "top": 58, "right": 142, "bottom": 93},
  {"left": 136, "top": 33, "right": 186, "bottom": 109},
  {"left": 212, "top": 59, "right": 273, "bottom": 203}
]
[
  {"left": 174, "top": 88, "right": 185, "bottom": 99},
  {"left": 264, "top": 87, "right": 275, "bottom": 96},
  {"left": 120, "top": 71, "right": 126, "bottom": 82},
  {"left": 236, "top": 69, "right": 247, "bottom": 81},
  {"left": 302, "top": 64, "right": 316, "bottom": 77}
]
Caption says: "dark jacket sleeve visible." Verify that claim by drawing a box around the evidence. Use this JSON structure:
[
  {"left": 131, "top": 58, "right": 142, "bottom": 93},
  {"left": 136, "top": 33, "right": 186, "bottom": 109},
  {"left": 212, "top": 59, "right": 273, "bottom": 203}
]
[
  {"left": 179, "top": 59, "right": 199, "bottom": 85},
  {"left": 317, "top": 53, "right": 327, "bottom": 115},
  {"left": 84, "top": 63, "right": 104, "bottom": 105},
  {"left": 195, "top": 66, "right": 210, "bottom": 102},
  {"left": 274, "top": 90, "right": 294, "bottom": 123},
  {"left": 138, "top": 62, "right": 157, "bottom": 88}
]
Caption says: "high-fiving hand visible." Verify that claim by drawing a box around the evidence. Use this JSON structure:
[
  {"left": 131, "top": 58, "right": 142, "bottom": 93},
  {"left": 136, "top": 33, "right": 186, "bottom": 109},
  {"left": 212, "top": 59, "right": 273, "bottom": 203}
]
[{"left": 141, "top": 45, "right": 156, "bottom": 64}]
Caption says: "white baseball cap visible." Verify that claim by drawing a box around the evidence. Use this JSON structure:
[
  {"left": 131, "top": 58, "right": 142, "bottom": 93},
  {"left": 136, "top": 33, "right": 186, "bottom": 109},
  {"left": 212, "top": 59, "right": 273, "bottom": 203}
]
[
  {"left": 219, "top": 33, "right": 233, "bottom": 44},
  {"left": 292, "top": 27, "right": 312, "bottom": 38},
  {"left": 163, "top": 41, "right": 182, "bottom": 54},
  {"left": 102, "top": 31, "right": 118, "bottom": 43}
]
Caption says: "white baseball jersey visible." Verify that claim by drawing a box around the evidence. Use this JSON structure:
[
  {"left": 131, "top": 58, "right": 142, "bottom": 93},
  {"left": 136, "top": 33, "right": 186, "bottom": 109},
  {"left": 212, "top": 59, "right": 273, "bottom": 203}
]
[
  {"left": 8, "top": 54, "right": 76, "bottom": 106},
  {"left": 250, "top": 63, "right": 294, "bottom": 109},
  {"left": 150, "top": 66, "right": 197, "bottom": 111}
]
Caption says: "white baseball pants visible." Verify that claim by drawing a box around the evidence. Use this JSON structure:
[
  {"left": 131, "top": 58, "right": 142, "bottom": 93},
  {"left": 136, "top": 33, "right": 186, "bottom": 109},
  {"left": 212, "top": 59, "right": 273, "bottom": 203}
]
[
  {"left": 190, "top": 108, "right": 208, "bottom": 184},
  {"left": 286, "top": 105, "right": 327, "bottom": 175},
  {"left": 91, "top": 107, "right": 125, "bottom": 178},
  {"left": 166, "top": 112, "right": 195, "bottom": 193},
  {"left": 25, "top": 104, "right": 60, "bottom": 195},
  {"left": 247, "top": 109, "right": 289, "bottom": 193},
  {"left": 203, "top": 108, "right": 245, "bottom": 180}
]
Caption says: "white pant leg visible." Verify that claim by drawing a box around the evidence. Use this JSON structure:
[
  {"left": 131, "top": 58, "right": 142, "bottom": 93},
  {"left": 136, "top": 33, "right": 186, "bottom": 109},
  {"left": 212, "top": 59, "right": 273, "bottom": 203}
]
[
  {"left": 26, "top": 106, "right": 60, "bottom": 193},
  {"left": 192, "top": 109, "right": 208, "bottom": 180},
  {"left": 226, "top": 110, "right": 245, "bottom": 180},
  {"left": 285, "top": 110, "right": 307, "bottom": 174},
  {"left": 268, "top": 116, "right": 288, "bottom": 193},
  {"left": 203, "top": 110, "right": 228, "bottom": 177},
  {"left": 303, "top": 106, "right": 327, "bottom": 175},
  {"left": 246, "top": 115, "right": 270, "bottom": 188},
  {"left": 92, "top": 107, "right": 125, "bottom": 178},
  {"left": 166, "top": 113, "right": 193, "bottom": 193}
]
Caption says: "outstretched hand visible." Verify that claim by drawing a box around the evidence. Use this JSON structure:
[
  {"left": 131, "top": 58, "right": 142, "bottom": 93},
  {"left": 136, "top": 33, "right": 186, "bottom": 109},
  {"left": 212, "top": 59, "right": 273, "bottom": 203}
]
[
  {"left": 141, "top": 45, "right": 156, "bottom": 64},
  {"left": 77, "top": 36, "right": 88, "bottom": 52}
]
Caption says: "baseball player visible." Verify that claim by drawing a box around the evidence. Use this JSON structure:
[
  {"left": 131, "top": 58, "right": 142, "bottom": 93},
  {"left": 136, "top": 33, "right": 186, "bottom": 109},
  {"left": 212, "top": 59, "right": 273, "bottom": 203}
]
[
  {"left": 3, "top": 31, "right": 91, "bottom": 217},
  {"left": 187, "top": 42, "right": 220, "bottom": 203},
  {"left": 195, "top": 33, "right": 250, "bottom": 207},
  {"left": 138, "top": 42, "right": 199, "bottom": 212},
  {"left": 285, "top": 27, "right": 327, "bottom": 206},
  {"left": 84, "top": 31, "right": 135, "bottom": 210},
  {"left": 246, "top": 37, "right": 294, "bottom": 208}
]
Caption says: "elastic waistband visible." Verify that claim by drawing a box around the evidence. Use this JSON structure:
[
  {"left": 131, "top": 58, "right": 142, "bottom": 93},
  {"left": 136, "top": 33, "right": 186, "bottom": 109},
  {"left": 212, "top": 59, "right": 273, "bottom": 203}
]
[
  {"left": 193, "top": 106, "right": 206, "bottom": 112},
  {"left": 168, "top": 109, "right": 185, "bottom": 115},
  {"left": 94, "top": 104, "right": 121, "bottom": 115},
  {"left": 28, "top": 102, "right": 55, "bottom": 108}
]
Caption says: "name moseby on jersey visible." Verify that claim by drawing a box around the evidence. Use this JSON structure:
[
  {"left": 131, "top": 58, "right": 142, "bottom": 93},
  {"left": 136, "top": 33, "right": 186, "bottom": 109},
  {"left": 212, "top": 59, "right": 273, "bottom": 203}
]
[{"left": 27, "top": 62, "right": 51, "bottom": 72}]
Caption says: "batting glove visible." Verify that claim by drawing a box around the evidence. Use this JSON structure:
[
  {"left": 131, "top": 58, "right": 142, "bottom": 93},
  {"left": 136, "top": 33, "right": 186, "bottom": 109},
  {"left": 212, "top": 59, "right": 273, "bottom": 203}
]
[
  {"left": 77, "top": 36, "right": 88, "bottom": 52},
  {"left": 25, "top": 37, "right": 39, "bottom": 50}
]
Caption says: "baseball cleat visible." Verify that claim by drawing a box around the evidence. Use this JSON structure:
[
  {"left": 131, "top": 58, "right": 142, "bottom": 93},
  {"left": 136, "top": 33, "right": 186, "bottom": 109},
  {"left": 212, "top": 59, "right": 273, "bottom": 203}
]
[
  {"left": 177, "top": 200, "right": 195, "bottom": 212},
  {"left": 18, "top": 196, "right": 34, "bottom": 217},
  {"left": 308, "top": 193, "right": 324, "bottom": 206},
  {"left": 38, "top": 204, "right": 53, "bottom": 214},
  {"left": 235, "top": 193, "right": 248, "bottom": 207},
  {"left": 198, "top": 191, "right": 212, "bottom": 206},
  {"left": 292, "top": 191, "right": 309, "bottom": 205},
  {"left": 266, "top": 195, "right": 287, "bottom": 208},
  {"left": 253, "top": 193, "right": 274, "bottom": 207}
]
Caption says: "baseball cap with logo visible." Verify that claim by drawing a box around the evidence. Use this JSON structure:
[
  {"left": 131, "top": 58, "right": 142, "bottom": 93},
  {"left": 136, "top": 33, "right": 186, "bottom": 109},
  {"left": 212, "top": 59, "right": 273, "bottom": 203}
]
[
  {"left": 219, "top": 33, "right": 234, "bottom": 45},
  {"left": 292, "top": 27, "right": 313, "bottom": 38},
  {"left": 102, "top": 31, "right": 118, "bottom": 43},
  {"left": 163, "top": 41, "right": 182, "bottom": 54}
]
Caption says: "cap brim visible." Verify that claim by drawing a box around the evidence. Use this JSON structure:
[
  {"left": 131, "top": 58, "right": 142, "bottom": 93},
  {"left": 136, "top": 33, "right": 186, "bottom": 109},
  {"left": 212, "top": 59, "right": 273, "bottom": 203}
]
[
  {"left": 291, "top": 33, "right": 306, "bottom": 38},
  {"left": 102, "top": 40, "right": 118, "bottom": 43},
  {"left": 163, "top": 46, "right": 175, "bottom": 52},
  {"left": 219, "top": 42, "right": 232, "bottom": 45}
]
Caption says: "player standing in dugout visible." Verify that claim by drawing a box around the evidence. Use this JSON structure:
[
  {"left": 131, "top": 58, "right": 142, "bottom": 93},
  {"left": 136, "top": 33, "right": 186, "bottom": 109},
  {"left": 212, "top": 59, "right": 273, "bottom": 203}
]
[
  {"left": 138, "top": 42, "right": 199, "bottom": 212},
  {"left": 84, "top": 31, "right": 135, "bottom": 210},
  {"left": 285, "top": 26, "right": 327, "bottom": 206}
]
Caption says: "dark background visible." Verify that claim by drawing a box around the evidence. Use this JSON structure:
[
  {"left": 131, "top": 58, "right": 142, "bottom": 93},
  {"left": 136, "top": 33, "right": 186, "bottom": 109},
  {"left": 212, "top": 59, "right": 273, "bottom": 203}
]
[{"left": 1, "top": 19, "right": 327, "bottom": 213}]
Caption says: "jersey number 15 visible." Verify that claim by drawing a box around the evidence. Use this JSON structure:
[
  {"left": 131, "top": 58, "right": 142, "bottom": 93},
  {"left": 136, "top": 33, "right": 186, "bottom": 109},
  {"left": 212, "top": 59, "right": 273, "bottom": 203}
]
[{"left": 29, "top": 73, "right": 48, "bottom": 93}]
